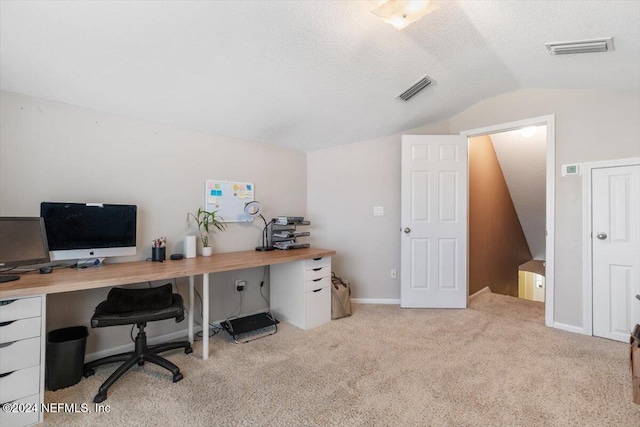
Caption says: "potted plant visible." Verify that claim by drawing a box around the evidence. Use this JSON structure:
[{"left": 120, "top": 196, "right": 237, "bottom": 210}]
[{"left": 187, "top": 207, "right": 226, "bottom": 256}]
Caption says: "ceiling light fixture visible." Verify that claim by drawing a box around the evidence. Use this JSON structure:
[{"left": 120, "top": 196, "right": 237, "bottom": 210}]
[
  {"left": 520, "top": 126, "right": 538, "bottom": 138},
  {"left": 370, "top": 0, "right": 438, "bottom": 30},
  {"left": 545, "top": 37, "right": 613, "bottom": 55}
]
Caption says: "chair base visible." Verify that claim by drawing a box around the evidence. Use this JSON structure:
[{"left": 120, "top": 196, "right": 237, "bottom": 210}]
[{"left": 83, "top": 324, "right": 192, "bottom": 403}]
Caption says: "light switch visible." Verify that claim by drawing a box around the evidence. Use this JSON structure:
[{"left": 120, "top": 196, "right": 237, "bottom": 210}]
[{"left": 373, "top": 206, "right": 384, "bottom": 216}]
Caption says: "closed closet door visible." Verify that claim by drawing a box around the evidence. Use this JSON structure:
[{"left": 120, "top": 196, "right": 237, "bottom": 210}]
[{"left": 592, "top": 164, "right": 640, "bottom": 342}]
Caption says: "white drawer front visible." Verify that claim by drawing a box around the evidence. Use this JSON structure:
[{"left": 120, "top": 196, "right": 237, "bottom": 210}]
[
  {"left": 305, "top": 257, "right": 330, "bottom": 270},
  {"left": 0, "top": 393, "right": 40, "bottom": 427},
  {"left": 0, "top": 318, "right": 41, "bottom": 345},
  {"left": 0, "top": 337, "right": 41, "bottom": 375},
  {"left": 305, "top": 275, "right": 330, "bottom": 293},
  {"left": 0, "top": 297, "right": 42, "bottom": 323},
  {"left": 0, "top": 366, "right": 40, "bottom": 404},
  {"left": 304, "top": 266, "right": 330, "bottom": 282},
  {"left": 305, "top": 286, "right": 331, "bottom": 330}
]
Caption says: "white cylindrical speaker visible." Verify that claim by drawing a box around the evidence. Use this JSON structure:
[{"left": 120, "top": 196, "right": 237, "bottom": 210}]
[{"left": 184, "top": 235, "right": 196, "bottom": 259}]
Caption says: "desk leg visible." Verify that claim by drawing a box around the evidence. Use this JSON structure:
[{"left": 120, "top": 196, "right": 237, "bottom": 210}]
[
  {"left": 202, "top": 272, "right": 209, "bottom": 360},
  {"left": 188, "top": 275, "right": 194, "bottom": 345}
]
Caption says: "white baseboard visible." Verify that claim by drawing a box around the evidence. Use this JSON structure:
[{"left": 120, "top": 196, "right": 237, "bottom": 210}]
[
  {"left": 351, "top": 298, "right": 400, "bottom": 305},
  {"left": 85, "top": 310, "right": 272, "bottom": 362},
  {"left": 85, "top": 327, "right": 201, "bottom": 362},
  {"left": 552, "top": 321, "right": 587, "bottom": 335}
]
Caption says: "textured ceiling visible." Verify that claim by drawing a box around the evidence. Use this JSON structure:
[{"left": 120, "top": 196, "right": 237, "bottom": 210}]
[
  {"left": 490, "top": 127, "right": 547, "bottom": 260},
  {"left": 1, "top": 1, "right": 638, "bottom": 150}
]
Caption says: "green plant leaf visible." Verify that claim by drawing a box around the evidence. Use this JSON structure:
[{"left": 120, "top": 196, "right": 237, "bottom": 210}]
[{"left": 188, "top": 207, "right": 227, "bottom": 247}]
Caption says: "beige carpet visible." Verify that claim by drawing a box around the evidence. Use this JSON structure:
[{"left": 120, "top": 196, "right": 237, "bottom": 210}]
[{"left": 44, "top": 293, "right": 639, "bottom": 426}]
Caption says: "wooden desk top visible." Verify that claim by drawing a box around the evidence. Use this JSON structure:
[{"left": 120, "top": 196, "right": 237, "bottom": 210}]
[{"left": 0, "top": 247, "right": 336, "bottom": 299}]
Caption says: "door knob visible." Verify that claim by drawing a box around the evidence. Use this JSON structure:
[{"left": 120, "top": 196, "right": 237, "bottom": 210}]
[
  {"left": 403, "top": 227, "right": 411, "bottom": 234},
  {"left": 596, "top": 232, "right": 607, "bottom": 240}
]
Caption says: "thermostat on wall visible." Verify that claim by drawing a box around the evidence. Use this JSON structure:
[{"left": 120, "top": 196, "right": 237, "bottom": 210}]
[{"left": 562, "top": 163, "right": 581, "bottom": 177}]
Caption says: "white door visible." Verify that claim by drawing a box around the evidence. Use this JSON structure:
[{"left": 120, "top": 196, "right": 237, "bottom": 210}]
[
  {"left": 401, "top": 135, "right": 468, "bottom": 308},
  {"left": 592, "top": 165, "right": 640, "bottom": 342}
]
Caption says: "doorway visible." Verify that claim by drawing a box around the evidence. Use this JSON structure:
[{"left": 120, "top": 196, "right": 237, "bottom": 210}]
[
  {"left": 399, "top": 115, "right": 555, "bottom": 326},
  {"left": 467, "top": 126, "right": 547, "bottom": 300},
  {"left": 462, "top": 115, "right": 555, "bottom": 327}
]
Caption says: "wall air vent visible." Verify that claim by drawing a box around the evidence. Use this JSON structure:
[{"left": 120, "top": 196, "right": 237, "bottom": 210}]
[
  {"left": 397, "top": 75, "right": 432, "bottom": 101},
  {"left": 545, "top": 37, "right": 613, "bottom": 55}
]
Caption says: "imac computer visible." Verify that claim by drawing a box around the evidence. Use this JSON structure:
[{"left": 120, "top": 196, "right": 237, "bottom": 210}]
[
  {"left": 0, "top": 217, "right": 51, "bottom": 283},
  {"left": 40, "top": 202, "right": 137, "bottom": 264}
]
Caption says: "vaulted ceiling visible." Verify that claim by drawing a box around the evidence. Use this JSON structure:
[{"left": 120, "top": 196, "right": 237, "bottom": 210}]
[{"left": 1, "top": 1, "right": 638, "bottom": 150}]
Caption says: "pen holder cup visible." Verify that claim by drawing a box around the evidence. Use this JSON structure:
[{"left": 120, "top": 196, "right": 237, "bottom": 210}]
[{"left": 152, "top": 247, "right": 166, "bottom": 262}]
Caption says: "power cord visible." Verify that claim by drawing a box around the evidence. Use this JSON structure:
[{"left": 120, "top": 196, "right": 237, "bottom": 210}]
[
  {"left": 183, "top": 282, "right": 223, "bottom": 339},
  {"left": 259, "top": 266, "right": 270, "bottom": 309},
  {"left": 223, "top": 286, "right": 244, "bottom": 325}
]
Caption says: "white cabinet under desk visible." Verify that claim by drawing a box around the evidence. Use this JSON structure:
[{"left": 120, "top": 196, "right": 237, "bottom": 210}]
[
  {"left": 270, "top": 256, "right": 331, "bottom": 330},
  {"left": 0, "top": 295, "right": 46, "bottom": 427}
]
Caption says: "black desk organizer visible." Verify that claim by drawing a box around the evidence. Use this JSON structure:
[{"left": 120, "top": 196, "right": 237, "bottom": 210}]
[
  {"left": 271, "top": 218, "right": 311, "bottom": 250},
  {"left": 221, "top": 312, "right": 279, "bottom": 344}
]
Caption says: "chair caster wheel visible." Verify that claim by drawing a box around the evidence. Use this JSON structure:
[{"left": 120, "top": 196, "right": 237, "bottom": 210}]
[
  {"left": 93, "top": 393, "right": 107, "bottom": 404},
  {"left": 138, "top": 361, "right": 145, "bottom": 366},
  {"left": 173, "top": 372, "right": 183, "bottom": 383},
  {"left": 83, "top": 367, "right": 95, "bottom": 378},
  {"left": 185, "top": 346, "right": 193, "bottom": 355}
]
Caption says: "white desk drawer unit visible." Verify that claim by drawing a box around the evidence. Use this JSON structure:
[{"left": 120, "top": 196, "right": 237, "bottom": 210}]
[
  {"left": 0, "top": 296, "right": 46, "bottom": 427},
  {"left": 0, "top": 393, "right": 40, "bottom": 427},
  {"left": 0, "top": 297, "right": 41, "bottom": 323},
  {"left": 270, "top": 256, "right": 332, "bottom": 330},
  {"left": 0, "top": 317, "right": 42, "bottom": 345},
  {"left": 0, "top": 365, "right": 40, "bottom": 403}
]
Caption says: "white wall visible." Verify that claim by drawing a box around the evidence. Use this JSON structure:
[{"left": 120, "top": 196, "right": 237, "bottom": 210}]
[
  {"left": 307, "top": 121, "right": 449, "bottom": 302},
  {"left": 0, "top": 91, "right": 306, "bottom": 353},
  {"left": 308, "top": 89, "right": 640, "bottom": 330}
]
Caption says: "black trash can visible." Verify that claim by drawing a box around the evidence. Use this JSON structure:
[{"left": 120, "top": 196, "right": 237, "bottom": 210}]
[{"left": 46, "top": 326, "right": 88, "bottom": 391}]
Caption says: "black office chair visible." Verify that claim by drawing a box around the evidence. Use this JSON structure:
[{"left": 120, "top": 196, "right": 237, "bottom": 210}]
[{"left": 83, "top": 284, "right": 193, "bottom": 403}]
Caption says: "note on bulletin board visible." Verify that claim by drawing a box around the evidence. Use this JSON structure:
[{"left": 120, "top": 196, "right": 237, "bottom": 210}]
[{"left": 204, "top": 180, "right": 254, "bottom": 223}]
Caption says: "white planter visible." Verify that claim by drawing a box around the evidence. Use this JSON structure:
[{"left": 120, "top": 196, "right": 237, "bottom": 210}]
[{"left": 201, "top": 246, "right": 213, "bottom": 257}]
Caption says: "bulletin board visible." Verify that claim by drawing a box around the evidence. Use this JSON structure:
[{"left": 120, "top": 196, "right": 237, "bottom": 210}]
[{"left": 204, "top": 180, "right": 255, "bottom": 223}]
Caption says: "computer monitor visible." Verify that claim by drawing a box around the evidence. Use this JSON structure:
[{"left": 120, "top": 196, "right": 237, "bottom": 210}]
[
  {"left": 0, "top": 217, "right": 51, "bottom": 283},
  {"left": 40, "top": 202, "right": 137, "bottom": 263}
]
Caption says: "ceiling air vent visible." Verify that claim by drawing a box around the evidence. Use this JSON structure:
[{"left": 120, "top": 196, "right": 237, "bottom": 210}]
[
  {"left": 397, "top": 75, "right": 432, "bottom": 101},
  {"left": 545, "top": 37, "right": 613, "bottom": 55}
]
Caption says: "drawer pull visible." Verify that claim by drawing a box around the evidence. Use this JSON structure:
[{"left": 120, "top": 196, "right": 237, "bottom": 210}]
[
  {"left": 0, "top": 299, "right": 17, "bottom": 306},
  {"left": 0, "top": 341, "right": 15, "bottom": 349},
  {"left": 0, "top": 320, "right": 16, "bottom": 327},
  {"left": 0, "top": 371, "right": 14, "bottom": 378},
  {"left": 312, "top": 278, "right": 322, "bottom": 282},
  {"left": 312, "top": 288, "right": 322, "bottom": 293},
  {"left": 312, "top": 268, "right": 322, "bottom": 271},
  {"left": 313, "top": 257, "right": 322, "bottom": 261}
]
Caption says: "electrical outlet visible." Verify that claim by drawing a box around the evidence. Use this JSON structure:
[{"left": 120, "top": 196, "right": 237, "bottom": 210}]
[
  {"left": 390, "top": 269, "right": 397, "bottom": 279},
  {"left": 235, "top": 279, "right": 246, "bottom": 292}
]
